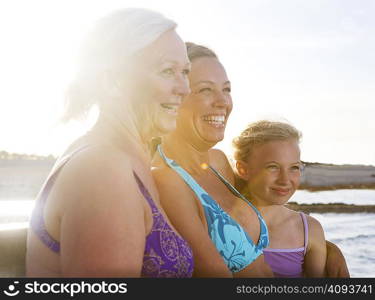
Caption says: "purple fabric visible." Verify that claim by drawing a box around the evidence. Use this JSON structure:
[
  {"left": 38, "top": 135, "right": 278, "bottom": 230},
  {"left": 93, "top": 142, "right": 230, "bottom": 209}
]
[
  {"left": 263, "top": 212, "right": 308, "bottom": 277},
  {"left": 30, "top": 146, "right": 194, "bottom": 277},
  {"left": 133, "top": 172, "right": 194, "bottom": 277},
  {"left": 30, "top": 156, "right": 72, "bottom": 253},
  {"left": 30, "top": 146, "right": 92, "bottom": 253}
]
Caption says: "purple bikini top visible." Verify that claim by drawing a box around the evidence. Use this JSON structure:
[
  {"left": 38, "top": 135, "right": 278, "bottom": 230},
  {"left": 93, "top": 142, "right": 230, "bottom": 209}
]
[
  {"left": 263, "top": 212, "right": 308, "bottom": 278},
  {"left": 29, "top": 147, "right": 194, "bottom": 277},
  {"left": 132, "top": 171, "right": 194, "bottom": 277}
]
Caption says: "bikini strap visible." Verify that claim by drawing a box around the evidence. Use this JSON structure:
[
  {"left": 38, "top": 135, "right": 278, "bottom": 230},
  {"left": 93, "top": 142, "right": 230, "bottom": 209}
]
[
  {"left": 300, "top": 212, "right": 309, "bottom": 255},
  {"left": 157, "top": 145, "right": 212, "bottom": 206},
  {"left": 132, "top": 171, "right": 159, "bottom": 213},
  {"left": 207, "top": 164, "right": 263, "bottom": 219},
  {"left": 37, "top": 146, "right": 89, "bottom": 205},
  {"left": 207, "top": 164, "right": 269, "bottom": 245}
]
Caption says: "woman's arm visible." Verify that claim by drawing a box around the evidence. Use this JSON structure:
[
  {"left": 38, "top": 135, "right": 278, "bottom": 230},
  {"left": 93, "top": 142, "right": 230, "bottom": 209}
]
[
  {"left": 153, "top": 167, "right": 232, "bottom": 277},
  {"left": 235, "top": 254, "right": 274, "bottom": 278},
  {"left": 57, "top": 149, "right": 147, "bottom": 277},
  {"left": 325, "top": 240, "right": 350, "bottom": 278},
  {"left": 304, "top": 216, "right": 327, "bottom": 277}
]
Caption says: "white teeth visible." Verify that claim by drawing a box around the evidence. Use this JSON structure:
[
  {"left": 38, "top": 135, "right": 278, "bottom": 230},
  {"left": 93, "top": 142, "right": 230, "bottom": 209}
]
[
  {"left": 160, "top": 103, "right": 178, "bottom": 114},
  {"left": 202, "top": 115, "right": 225, "bottom": 123}
]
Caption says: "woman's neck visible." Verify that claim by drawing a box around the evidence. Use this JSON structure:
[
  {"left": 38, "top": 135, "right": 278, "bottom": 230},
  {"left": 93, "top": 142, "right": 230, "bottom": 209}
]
[
  {"left": 88, "top": 115, "right": 151, "bottom": 165},
  {"left": 161, "top": 131, "right": 211, "bottom": 175}
]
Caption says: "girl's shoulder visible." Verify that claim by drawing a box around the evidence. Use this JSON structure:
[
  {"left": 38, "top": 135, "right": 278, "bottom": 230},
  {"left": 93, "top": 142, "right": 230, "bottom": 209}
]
[
  {"left": 283, "top": 206, "right": 305, "bottom": 221},
  {"left": 283, "top": 209, "right": 323, "bottom": 232},
  {"left": 305, "top": 214, "right": 325, "bottom": 238}
]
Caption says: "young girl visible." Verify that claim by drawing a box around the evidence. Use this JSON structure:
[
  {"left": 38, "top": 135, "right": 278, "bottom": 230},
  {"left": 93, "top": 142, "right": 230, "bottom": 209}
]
[{"left": 232, "top": 120, "right": 327, "bottom": 277}]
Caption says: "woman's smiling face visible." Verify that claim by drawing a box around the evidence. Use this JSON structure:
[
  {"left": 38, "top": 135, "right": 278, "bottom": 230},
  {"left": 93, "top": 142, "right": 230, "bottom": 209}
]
[
  {"left": 176, "top": 56, "right": 232, "bottom": 148},
  {"left": 127, "top": 29, "right": 191, "bottom": 138}
]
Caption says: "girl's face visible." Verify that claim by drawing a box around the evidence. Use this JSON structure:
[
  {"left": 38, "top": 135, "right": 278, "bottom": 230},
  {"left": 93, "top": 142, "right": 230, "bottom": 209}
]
[
  {"left": 176, "top": 56, "right": 232, "bottom": 149},
  {"left": 237, "top": 139, "right": 302, "bottom": 206},
  {"left": 127, "top": 30, "right": 191, "bottom": 138}
]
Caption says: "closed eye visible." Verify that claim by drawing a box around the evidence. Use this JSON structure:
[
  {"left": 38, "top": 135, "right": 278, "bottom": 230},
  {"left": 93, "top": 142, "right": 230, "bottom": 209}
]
[{"left": 223, "top": 87, "right": 231, "bottom": 93}]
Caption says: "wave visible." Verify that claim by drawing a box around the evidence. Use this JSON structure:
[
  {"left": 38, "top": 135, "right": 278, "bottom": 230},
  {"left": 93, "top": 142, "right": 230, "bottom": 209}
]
[
  {"left": 331, "top": 234, "right": 375, "bottom": 243},
  {"left": 293, "top": 189, "right": 375, "bottom": 205}
]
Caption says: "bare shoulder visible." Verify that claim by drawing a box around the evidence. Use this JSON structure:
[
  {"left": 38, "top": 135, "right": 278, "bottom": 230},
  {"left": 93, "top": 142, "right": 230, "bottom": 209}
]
[
  {"left": 305, "top": 214, "right": 326, "bottom": 250},
  {"left": 208, "top": 148, "right": 235, "bottom": 181},
  {"left": 284, "top": 207, "right": 306, "bottom": 225},
  {"left": 152, "top": 163, "right": 185, "bottom": 187},
  {"left": 152, "top": 165, "right": 197, "bottom": 205},
  {"left": 63, "top": 145, "right": 133, "bottom": 182},
  {"left": 208, "top": 148, "right": 230, "bottom": 169},
  {"left": 208, "top": 148, "right": 227, "bottom": 161},
  {"left": 52, "top": 146, "right": 149, "bottom": 276},
  {"left": 55, "top": 145, "right": 143, "bottom": 210},
  {"left": 305, "top": 214, "right": 325, "bottom": 234},
  {"left": 151, "top": 162, "right": 203, "bottom": 224},
  {"left": 303, "top": 214, "right": 327, "bottom": 277}
]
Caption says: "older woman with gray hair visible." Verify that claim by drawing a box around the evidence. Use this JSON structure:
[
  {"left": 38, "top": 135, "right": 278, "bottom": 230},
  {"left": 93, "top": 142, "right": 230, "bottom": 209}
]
[{"left": 26, "top": 8, "right": 193, "bottom": 277}]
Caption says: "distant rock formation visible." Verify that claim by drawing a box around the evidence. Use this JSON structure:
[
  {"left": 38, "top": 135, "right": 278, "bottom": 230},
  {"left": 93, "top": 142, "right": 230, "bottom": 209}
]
[
  {"left": 286, "top": 201, "right": 375, "bottom": 213},
  {"left": 299, "top": 162, "right": 375, "bottom": 191}
]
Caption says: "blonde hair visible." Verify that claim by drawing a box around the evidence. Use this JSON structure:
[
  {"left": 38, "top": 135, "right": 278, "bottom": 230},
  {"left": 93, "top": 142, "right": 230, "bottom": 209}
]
[
  {"left": 232, "top": 120, "right": 302, "bottom": 162},
  {"left": 185, "top": 42, "right": 218, "bottom": 61},
  {"left": 62, "top": 8, "right": 177, "bottom": 145}
]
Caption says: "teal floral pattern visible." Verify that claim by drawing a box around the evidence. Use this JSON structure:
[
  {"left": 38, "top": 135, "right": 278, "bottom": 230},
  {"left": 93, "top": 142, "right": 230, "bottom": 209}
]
[{"left": 158, "top": 146, "right": 269, "bottom": 273}]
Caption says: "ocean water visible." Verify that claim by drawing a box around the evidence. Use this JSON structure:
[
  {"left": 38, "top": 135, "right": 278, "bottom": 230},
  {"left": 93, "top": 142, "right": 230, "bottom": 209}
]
[
  {"left": 311, "top": 213, "right": 375, "bottom": 278},
  {"left": 1, "top": 189, "right": 374, "bottom": 277},
  {"left": 292, "top": 189, "right": 375, "bottom": 205},
  {"left": 293, "top": 189, "right": 375, "bottom": 277},
  {"left": 0, "top": 199, "right": 33, "bottom": 230}
]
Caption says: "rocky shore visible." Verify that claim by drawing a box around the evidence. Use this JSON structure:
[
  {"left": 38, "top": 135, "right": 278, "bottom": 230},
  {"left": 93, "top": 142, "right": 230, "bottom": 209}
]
[
  {"left": 300, "top": 162, "right": 375, "bottom": 191},
  {"left": 286, "top": 202, "right": 375, "bottom": 214}
]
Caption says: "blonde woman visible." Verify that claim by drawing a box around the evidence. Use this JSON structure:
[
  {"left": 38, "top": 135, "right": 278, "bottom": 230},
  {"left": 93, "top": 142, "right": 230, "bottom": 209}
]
[{"left": 152, "top": 43, "right": 272, "bottom": 277}]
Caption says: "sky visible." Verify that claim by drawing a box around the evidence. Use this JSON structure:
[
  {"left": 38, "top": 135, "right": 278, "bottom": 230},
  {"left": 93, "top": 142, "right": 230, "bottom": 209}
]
[{"left": 0, "top": 0, "right": 374, "bottom": 165}]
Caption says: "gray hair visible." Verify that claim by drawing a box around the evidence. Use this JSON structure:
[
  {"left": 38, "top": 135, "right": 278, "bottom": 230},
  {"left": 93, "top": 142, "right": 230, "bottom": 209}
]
[{"left": 63, "top": 8, "right": 177, "bottom": 122}]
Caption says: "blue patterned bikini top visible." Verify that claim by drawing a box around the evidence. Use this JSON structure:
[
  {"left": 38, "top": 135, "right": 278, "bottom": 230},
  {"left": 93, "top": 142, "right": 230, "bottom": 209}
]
[{"left": 158, "top": 145, "right": 269, "bottom": 273}]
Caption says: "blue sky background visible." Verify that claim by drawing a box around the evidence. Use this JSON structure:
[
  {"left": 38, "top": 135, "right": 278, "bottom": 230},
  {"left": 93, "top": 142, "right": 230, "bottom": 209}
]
[{"left": 0, "top": 0, "right": 374, "bottom": 165}]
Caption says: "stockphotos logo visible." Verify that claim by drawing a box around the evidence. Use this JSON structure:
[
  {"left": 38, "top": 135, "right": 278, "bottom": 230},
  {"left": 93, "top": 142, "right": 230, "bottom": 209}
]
[
  {"left": 3, "top": 281, "right": 20, "bottom": 297},
  {"left": 3, "top": 281, "right": 127, "bottom": 297}
]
